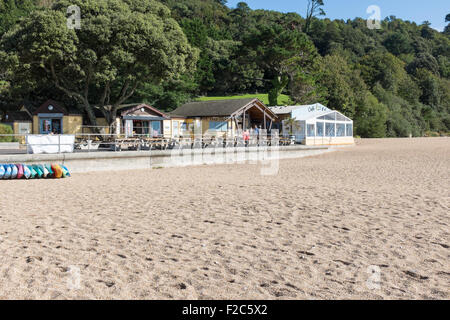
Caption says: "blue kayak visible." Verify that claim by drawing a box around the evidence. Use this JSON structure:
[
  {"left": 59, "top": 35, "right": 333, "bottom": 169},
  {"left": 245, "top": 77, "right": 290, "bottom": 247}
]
[
  {"left": 62, "top": 165, "right": 71, "bottom": 177},
  {"left": 4, "top": 165, "right": 12, "bottom": 179},
  {"left": 0, "top": 165, "right": 5, "bottom": 179}
]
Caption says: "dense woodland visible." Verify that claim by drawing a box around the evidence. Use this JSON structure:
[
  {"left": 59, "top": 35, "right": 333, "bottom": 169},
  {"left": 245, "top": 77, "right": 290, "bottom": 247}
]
[{"left": 0, "top": 0, "right": 449, "bottom": 137}]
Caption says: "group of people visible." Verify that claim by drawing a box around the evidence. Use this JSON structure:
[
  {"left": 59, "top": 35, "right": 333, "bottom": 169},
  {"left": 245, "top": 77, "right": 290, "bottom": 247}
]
[{"left": 243, "top": 125, "right": 263, "bottom": 143}]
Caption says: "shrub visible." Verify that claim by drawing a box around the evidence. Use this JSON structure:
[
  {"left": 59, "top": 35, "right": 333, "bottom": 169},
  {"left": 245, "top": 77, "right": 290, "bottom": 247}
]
[{"left": 0, "top": 124, "right": 14, "bottom": 142}]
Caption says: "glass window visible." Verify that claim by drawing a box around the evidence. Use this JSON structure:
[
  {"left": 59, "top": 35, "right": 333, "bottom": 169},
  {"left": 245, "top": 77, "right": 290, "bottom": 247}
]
[
  {"left": 336, "top": 113, "right": 350, "bottom": 121},
  {"left": 173, "top": 121, "right": 179, "bottom": 136},
  {"left": 151, "top": 121, "right": 161, "bottom": 136},
  {"left": 324, "top": 112, "right": 336, "bottom": 121},
  {"left": 316, "top": 122, "right": 324, "bottom": 136},
  {"left": 143, "top": 121, "right": 150, "bottom": 134},
  {"left": 209, "top": 121, "right": 228, "bottom": 132},
  {"left": 326, "top": 123, "right": 335, "bottom": 137},
  {"left": 337, "top": 123, "right": 346, "bottom": 137},
  {"left": 42, "top": 119, "right": 51, "bottom": 133},
  {"left": 307, "top": 124, "right": 315, "bottom": 137},
  {"left": 346, "top": 123, "right": 353, "bottom": 137}
]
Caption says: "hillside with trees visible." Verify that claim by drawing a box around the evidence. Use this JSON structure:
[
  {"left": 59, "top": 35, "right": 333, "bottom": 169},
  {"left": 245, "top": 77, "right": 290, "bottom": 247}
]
[{"left": 1, "top": 0, "right": 449, "bottom": 137}]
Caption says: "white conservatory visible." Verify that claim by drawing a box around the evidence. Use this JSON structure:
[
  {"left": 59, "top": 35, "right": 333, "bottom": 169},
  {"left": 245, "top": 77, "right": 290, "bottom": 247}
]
[{"left": 270, "top": 103, "right": 354, "bottom": 146}]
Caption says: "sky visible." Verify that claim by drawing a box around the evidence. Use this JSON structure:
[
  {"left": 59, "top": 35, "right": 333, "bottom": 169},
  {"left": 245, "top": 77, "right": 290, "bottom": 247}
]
[{"left": 227, "top": 0, "right": 449, "bottom": 31}]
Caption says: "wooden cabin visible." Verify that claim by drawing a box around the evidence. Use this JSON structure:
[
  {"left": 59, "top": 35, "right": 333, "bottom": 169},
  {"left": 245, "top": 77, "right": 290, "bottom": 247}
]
[
  {"left": 120, "top": 104, "right": 171, "bottom": 137},
  {"left": 169, "top": 98, "right": 277, "bottom": 138}
]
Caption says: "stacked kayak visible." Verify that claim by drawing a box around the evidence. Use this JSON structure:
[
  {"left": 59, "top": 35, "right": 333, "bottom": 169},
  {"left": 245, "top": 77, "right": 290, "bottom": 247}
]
[{"left": 0, "top": 164, "right": 71, "bottom": 180}]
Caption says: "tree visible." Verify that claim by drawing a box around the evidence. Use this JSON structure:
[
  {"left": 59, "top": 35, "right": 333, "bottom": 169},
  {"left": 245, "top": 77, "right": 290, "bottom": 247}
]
[
  {"left": 242, "top": 24, "right": 319, "bottom": 105},
  {"left": 354, "top": 92, "right": 387, "bottom": 138},
  {"left": 304, "top": 0, "right": 325, "bottom": 34},
  {"left": 445, "top": 14, "right": 450, "bottom": 35},
  {"left": 289, "top": 69, "right": 326, "bottom": 105},
  {"left": 359, "top": 51, "right": 407, "bottom": 92},
  {"left": 415, "top": 69, "right": 441, "bottom": 108},
  {"left": 407, "top": 52, "right": 440, "bottom": 75},
  {"left": 0, "top": 0, "right": 36, "bottom": 37},
  {"left": 0, "top": 0, "right": 198, "bottom": 128},
  {"left": 383, "top": 32, "right": 413, "bottom": 56}
]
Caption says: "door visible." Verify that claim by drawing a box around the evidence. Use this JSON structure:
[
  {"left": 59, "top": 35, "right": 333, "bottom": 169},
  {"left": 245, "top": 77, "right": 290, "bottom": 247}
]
[
  {"left": 51, "top": 119, "right": 62, "bottom": 134},
  {"left": 125, "top": 120, "right": 133, "bottom": 137}
]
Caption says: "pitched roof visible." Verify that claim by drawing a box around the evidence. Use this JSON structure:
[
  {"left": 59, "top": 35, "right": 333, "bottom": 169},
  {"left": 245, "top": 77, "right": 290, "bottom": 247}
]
[
  {"left": 270, "top": 103, "right": 353, "bottom": 121},
  {"left": 33, "top": 99, "right": 82, "bottom": 116},
  {"left": 120, "top": 103, "right": 169, "bottom": 119},
  {"left": 2, "top": 111, "right": 32, "bottom": 122},
  {"left": 270, "top": 103, "right": 330, "bottom": 115},
  {"left": 170, "top": 98, "right": 257, "bottom": 117}
]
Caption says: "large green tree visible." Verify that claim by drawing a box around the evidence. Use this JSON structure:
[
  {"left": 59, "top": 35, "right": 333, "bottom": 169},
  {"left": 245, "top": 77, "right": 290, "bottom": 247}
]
[
  {"left": 0, "top": 0, "right": 197, "bottom": 127},
  {"left": 242, "top": 24, "right": 318, "bottom": 105}
]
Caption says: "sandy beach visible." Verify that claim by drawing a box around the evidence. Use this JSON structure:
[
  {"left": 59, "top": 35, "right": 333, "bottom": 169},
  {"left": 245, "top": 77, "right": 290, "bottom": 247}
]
[{"left": 0, "top": 138, "right": 449, "bottom": 300}]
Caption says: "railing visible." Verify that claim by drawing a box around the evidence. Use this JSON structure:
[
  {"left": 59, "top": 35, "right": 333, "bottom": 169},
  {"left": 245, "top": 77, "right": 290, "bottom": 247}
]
[{"left": 0, "top": 130, "right": 295, "bottom": 155}]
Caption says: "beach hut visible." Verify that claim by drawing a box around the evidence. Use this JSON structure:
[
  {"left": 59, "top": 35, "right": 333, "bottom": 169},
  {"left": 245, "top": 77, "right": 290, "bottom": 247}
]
[
  {"left": 1, "top": 111, "right": 32, "bottom": 136},
  {"left": 169, "top": 98, "right": 277, "bottom": 138},
  {"left": 32, "top": 100, "right": 83, "bottom": 135},
  {"left": 270, "top": 103, "right": 354, "bottom": 146},
  {"left": 120, "top": 103, "right": 171, "bottom": 137}
]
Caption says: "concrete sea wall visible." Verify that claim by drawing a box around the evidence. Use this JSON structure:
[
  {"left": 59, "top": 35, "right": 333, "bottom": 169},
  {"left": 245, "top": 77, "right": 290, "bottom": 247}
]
[{"left": 0, "top": 145, "right": 336, "bottom": 173}]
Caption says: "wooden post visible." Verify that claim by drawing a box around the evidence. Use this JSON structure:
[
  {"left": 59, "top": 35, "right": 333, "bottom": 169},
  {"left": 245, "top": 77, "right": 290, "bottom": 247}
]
[
  {"left": 263, "top": 110, "right": 267, "bottom": 129},
  {"left": 243, "top": 111, "right": 246, "bottom": 131}
]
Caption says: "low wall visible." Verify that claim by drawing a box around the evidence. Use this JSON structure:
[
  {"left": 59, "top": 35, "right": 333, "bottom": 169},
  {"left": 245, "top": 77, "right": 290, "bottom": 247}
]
[
  {"left": 0, "top": 142, "right": 20, "bottom": 150},
  {"left": 0, "top": 145, "right": 336, "bottom": 173}
]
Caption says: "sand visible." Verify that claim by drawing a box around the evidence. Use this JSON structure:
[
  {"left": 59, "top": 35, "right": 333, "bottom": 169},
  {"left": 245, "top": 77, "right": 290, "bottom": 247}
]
[{"left": 0, "top": 138, "right": 449, "bottom": 300}]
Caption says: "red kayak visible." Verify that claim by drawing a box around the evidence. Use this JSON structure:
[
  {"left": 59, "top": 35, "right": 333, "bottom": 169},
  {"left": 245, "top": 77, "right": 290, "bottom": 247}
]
[
  {"left": 16, "top": 164, "right": 24, "bottom": 179},
  {"left": 51, "top": 164, "right": 63, "bottom": 179}
]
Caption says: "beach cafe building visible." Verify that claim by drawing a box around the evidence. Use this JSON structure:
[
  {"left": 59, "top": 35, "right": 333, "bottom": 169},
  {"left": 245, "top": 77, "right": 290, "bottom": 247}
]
[
  {"left": 270, "top": 103, "right": 354, "bottom": 146},
  {"left": 120, "top": 104, "right": 171, "bottom": 137},
  {"left": 169, "top": 98, "right": 278, "bottom": 138}
]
